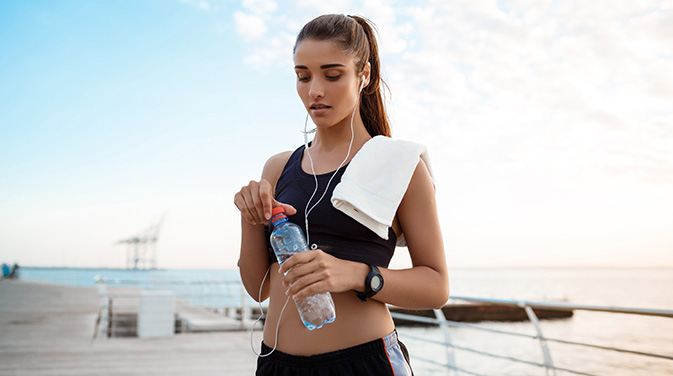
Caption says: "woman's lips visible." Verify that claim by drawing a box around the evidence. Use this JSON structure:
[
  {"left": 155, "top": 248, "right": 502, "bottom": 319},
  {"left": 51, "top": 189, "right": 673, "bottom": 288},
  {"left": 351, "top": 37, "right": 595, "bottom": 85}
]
[{"left": 310, "top": 104, "right": 331, "bottom": 116}]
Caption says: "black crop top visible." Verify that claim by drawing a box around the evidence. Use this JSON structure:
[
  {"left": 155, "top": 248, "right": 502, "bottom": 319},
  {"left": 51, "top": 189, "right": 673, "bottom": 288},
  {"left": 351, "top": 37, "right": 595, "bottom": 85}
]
[{"left": 266, "top": 145, "right": 397, "bottom": 267}]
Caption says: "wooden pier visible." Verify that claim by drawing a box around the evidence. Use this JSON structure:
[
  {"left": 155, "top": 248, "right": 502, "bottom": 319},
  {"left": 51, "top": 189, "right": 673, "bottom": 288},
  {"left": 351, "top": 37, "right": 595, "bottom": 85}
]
[
  {"left": 0, "top": 279, "right": 577, "bottom": 375},
  {"left": 0, "top": 280, "right": 257, "bottom": 376}
]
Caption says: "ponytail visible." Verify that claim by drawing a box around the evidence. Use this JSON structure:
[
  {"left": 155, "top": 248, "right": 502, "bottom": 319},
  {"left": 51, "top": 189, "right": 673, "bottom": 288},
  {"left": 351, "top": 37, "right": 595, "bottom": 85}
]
[
  {"left": 294, "top": 14, "right": 391, "bottom": 137},
  {"left": 350, "top": 15, "right": 391, "bottom": 138}
]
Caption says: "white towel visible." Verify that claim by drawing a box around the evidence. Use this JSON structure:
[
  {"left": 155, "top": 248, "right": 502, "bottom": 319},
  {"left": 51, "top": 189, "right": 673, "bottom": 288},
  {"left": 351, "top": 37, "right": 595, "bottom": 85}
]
[{"left": 331, "top": 135, "right": 434, "bottom": 246}]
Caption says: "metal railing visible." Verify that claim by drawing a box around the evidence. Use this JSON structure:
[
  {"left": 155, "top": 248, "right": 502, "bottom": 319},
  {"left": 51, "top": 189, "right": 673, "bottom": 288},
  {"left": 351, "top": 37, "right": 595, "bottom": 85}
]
[
  {"left": 93, "top": 276, "right": 250, "bottom": 308},
  {"left": 93, "top": 276, "right": 255, "bottom": 338},
  {"left": 91, "top": 276, "right": 673, "bottom": 375},
  {"left": 391, "top": 296, "right": 673, "bottom": 376}
]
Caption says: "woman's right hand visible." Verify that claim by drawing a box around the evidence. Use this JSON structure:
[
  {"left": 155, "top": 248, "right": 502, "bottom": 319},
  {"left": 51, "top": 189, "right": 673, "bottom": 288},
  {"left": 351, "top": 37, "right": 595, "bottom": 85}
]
[{"left": 233, "top": 179, "right": 296, "bottom": 225}]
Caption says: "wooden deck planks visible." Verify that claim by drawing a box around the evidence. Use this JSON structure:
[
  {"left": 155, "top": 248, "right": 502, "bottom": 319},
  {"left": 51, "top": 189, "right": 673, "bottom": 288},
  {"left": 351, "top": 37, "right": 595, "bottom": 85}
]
[{"left": 0, "top": 280, "right": 257, "bottom": 376}]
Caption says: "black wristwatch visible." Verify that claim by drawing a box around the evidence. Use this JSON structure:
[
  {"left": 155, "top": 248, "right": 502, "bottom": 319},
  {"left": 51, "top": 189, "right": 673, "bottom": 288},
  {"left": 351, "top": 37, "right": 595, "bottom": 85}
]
[{"left": 355, "top": 264, "right": 384, "bottom": 302}]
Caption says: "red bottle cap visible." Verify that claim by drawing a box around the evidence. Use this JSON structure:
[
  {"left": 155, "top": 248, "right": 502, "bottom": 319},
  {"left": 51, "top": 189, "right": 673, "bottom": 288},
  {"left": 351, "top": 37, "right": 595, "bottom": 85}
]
[{"left": 271, "top": 207, "right": 285, "bottom": 216}]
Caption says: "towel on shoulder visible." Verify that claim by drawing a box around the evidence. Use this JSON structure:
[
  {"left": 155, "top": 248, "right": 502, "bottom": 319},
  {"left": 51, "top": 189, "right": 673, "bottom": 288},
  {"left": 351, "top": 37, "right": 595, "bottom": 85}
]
[{"left": 331, "top": 135, "right": 435, "bottom": 246}]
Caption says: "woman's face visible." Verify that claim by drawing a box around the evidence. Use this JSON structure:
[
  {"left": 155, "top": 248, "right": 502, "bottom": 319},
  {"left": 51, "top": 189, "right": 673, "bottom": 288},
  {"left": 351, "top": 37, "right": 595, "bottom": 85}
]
[{"left": 294, "top": 39, "right": 364, "bottom": 129}]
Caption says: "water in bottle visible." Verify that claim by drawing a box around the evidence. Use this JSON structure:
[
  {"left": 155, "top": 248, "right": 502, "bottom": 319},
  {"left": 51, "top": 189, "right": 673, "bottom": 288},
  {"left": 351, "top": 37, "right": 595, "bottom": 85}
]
[{"left": 269, "top": 206, "right": 336, "bottom": 330}]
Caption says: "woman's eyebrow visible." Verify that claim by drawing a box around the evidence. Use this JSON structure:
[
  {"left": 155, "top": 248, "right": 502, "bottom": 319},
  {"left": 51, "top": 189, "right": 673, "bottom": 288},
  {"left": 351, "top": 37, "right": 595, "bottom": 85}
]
[{"left": 294, "top": 63, "right": 347, "bottom": 70}]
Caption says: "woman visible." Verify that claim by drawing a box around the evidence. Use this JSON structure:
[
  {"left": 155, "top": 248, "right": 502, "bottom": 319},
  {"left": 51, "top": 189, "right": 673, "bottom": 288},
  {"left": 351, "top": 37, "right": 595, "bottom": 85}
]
[{"left": 234, "top": 14, "right": 449, "bottom": 375}]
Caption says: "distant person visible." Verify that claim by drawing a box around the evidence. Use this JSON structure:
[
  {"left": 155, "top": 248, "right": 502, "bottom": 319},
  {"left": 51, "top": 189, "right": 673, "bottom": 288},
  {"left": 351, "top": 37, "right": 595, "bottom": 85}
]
[
  {"left": 8, "top": 263, "right": 19, "bottom": 279},
  {"left": 234, "top": 14, "right": 448, "bottom": 375},
  {"left": 1, "top": 263, "right": 9, "bottom": 278}
]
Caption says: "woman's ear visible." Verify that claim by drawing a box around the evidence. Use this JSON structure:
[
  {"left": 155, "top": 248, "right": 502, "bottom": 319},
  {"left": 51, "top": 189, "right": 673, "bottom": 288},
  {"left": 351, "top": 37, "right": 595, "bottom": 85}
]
[{"left": 362, "top": 62, "right": 372, "bottom": 87}]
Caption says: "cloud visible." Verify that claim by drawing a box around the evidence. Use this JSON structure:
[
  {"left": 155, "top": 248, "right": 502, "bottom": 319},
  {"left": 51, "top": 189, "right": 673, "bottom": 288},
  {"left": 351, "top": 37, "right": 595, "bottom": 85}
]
[
  {"left": 605, "top": 150, "right": 673, "bottom": 185},
  {"left": 233, "top": 0, "right": 290, "bottom": 64},
  {"left": 235, "top": 0, "right": 673, "bottom": 188},
  {"left": 234, "top": 11, "right": 267, "bottom": 40},
  {"left": 242, "top": 0, "right": 278, "bottom": 13},
  {"left": 384, "top": 1, "right": 673, "bottom": 185},
  {"left": 179, "top": 0, "right": 217, "bottom": 12},
  {"left": 360, "top": 0, "right": 409, "bottom": 55},
  {"left": 294, "top": 0, "right": 354, "bottom": 15}
]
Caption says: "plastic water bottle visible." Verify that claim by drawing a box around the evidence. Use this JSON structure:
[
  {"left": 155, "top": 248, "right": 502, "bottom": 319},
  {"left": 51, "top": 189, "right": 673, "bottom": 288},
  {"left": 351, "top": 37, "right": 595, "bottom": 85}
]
[{"left": 269, "top": 206, "right": 336, "bottom": 330}]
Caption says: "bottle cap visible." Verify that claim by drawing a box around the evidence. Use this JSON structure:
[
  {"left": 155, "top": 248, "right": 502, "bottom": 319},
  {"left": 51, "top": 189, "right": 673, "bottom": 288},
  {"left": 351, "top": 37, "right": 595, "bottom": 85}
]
[{"left": 271, "top": 207, "right": 285, "bottom": 216}]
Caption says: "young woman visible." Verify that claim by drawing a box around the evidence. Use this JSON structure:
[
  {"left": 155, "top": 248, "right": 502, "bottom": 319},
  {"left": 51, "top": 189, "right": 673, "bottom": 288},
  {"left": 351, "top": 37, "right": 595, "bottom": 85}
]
[{"left": 234, "top": 14, "right": 449, "bottom": 376}]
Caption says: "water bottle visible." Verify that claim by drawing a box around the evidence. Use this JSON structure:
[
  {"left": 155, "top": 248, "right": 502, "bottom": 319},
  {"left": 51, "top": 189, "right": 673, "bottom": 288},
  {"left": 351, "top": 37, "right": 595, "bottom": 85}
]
[{"left": 269, "top": 206, "right": 336, "bottom": 330}]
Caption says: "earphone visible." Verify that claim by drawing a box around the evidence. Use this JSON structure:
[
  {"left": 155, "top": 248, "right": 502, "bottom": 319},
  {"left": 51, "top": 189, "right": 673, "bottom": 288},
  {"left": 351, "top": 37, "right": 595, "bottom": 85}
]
[{"left": 251, "top": 73, "right": 367, "bottom": 357}]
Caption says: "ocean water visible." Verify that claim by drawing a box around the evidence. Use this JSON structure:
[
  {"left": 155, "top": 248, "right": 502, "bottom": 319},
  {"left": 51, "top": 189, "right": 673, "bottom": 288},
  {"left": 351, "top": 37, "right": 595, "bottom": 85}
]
[
  {"left": 19, "top": 267, "right": 238, "bottom": 288},
  {"left": 17, "top": 266, "right": 673, "bottom": 375}
]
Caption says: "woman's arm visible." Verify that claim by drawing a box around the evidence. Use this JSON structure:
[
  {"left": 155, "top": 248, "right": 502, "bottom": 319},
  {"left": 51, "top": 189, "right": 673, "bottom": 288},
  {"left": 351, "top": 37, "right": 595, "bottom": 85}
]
[
  {"left": 238, "top": 218, "right": 272, "bottom": 302},
  {"left": 280, "top": 159, "right": 449, "bottom": 309},
  {"left": 373, "top": 158, "right": 449, "bottom": 309},
  {"left": 236, "top": 151, "right": 294, "bottom": 302}
]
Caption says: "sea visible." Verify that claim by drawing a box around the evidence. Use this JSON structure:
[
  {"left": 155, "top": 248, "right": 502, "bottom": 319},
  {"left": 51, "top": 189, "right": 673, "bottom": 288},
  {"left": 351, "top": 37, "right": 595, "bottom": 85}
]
[{"left": 17, "top": 266, "right": 673, "bottom": 376}]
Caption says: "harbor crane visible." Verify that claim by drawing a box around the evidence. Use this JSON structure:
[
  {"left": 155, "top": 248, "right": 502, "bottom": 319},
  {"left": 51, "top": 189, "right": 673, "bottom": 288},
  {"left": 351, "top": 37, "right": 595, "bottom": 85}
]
[{"left": 115, "top": 215, "right": 165, "bottom": 270}]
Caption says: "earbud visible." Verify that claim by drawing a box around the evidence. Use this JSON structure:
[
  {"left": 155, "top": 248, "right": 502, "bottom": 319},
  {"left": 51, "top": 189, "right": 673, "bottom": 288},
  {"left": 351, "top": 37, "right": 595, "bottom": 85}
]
[{"left": 359, "top": 75, "right": 366, "bottom": 92}]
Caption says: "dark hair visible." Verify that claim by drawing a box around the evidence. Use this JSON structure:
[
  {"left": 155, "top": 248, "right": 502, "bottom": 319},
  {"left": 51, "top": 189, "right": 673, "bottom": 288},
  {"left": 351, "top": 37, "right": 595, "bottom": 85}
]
[{"left": 293, "top": 14, "right": 391, "bottom": 137}]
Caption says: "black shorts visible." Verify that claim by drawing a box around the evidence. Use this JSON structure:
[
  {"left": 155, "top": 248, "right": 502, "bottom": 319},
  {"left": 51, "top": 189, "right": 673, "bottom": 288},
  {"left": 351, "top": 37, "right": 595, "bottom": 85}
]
[{"left": 256, "top": 330, "right": 414, "bottom": 376}]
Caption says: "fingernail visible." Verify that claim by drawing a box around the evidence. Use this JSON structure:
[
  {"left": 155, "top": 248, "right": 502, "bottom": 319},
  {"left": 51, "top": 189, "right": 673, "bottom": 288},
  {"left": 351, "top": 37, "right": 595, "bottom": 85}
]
[
  {"left": 251, "top": 221, "right": 257, "bottom": 226},
  {"left": 265, "top": 212, "right": 271, "bottom": 220}
]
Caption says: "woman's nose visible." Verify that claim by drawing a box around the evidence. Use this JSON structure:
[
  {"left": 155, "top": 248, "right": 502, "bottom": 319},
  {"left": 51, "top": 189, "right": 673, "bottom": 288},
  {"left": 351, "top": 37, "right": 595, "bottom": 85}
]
[{"left": 308, "top": 79, "right": 324, "bottom": 98}]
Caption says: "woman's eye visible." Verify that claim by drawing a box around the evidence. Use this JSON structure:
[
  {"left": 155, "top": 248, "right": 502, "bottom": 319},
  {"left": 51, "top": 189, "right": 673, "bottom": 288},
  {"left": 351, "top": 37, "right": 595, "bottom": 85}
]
[
  {"left": 297, "top": 76, "right": 310, "bottom": 82},
  {"left": 326, "top": 74, "right": 341, "bottom": 80}
]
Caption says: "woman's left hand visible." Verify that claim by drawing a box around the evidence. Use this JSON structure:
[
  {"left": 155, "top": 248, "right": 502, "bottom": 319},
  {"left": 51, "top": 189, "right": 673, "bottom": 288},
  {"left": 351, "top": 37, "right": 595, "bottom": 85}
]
[{"left": 278, "top": 249, "right": 368, "bottom": 301}]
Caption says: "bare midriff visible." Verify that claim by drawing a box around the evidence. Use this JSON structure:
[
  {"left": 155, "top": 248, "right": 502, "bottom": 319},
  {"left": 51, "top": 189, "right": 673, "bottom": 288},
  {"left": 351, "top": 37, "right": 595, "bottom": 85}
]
[{"left": 262, "top": 263, "right": 396, "bottom": 356}]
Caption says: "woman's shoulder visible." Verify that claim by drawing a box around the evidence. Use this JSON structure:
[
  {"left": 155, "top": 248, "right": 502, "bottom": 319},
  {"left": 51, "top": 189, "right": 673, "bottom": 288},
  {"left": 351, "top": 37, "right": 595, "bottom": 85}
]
[
  {"left": 264, "top": 150, "right": 294, "bottom": 170},
  {"left": 261, "top": 149, "right": 296, "bottom": 183}
]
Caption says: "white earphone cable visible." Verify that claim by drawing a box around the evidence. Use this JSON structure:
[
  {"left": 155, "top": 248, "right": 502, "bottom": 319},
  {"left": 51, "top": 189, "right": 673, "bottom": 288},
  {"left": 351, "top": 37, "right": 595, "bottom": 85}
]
[
  {"left": 250, "top": 76, "right": 365, "bottom": 358},
  {"left": 250, "top": 266, "right": 292, "bottom": 357},
  {"left": 303, "top": 78, "right": 363, "bottom": 245}
]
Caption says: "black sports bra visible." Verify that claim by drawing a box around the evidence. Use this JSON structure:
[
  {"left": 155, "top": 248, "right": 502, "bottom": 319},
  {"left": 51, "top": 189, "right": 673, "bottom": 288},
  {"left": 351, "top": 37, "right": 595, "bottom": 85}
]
[{"left": 266, "top": 145, "right": 397, "bottom": 267}]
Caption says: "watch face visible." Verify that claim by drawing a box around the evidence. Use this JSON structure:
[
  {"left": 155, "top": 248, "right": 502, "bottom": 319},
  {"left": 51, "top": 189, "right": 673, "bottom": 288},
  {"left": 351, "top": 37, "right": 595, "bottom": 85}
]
[{"left": 370, "top": 275, "right": 383, "bottom": 291}]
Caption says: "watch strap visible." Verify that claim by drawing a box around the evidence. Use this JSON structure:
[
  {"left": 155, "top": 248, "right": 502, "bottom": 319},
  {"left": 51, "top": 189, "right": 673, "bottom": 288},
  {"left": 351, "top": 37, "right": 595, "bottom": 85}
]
[{"left": 355, "top": 264, "right": 383, "bottom": 302}]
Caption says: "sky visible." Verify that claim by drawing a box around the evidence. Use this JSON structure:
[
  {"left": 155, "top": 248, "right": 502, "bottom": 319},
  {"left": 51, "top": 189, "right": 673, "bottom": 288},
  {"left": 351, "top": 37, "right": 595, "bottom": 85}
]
[{"left": 1, "top": 0, "right": 672, "bottom": 270}]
